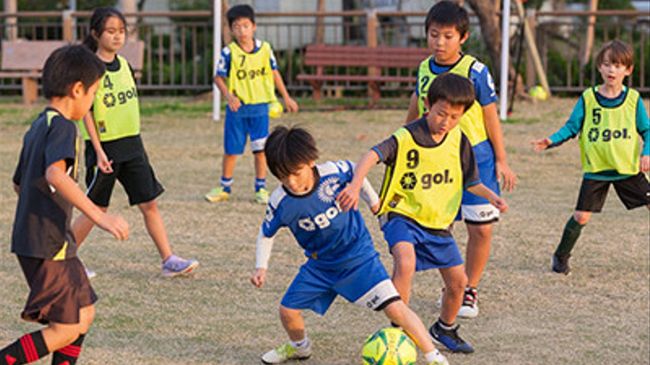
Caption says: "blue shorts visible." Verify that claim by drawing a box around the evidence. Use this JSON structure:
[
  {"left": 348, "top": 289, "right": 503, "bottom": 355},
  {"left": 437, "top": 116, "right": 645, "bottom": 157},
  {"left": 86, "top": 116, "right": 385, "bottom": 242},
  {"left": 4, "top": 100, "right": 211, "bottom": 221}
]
[
  {"left": 281, "top": 255, "right": 400, "bottom": 316},
  {"left": 458, "top": 140, "right": 500, "bottom": 223},
  {"left": 224, "top": 103, "right": 269, "bottom": 155},
  {"left": 382, "top": 216, "right": 463, "bottom": 272}
]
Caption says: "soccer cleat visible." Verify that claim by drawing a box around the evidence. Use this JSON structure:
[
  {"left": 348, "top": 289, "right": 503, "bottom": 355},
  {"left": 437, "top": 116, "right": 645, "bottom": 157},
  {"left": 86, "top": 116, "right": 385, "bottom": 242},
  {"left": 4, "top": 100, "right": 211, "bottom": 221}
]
[
  {"left": 552, "top": 253, "right": 571, "bottom": 275},
  {"left": 204, "top": 187, "right": 230, "bottom": 203},
  {"left": 428, "top": 351, "right": 450, "bottom": 365},
  {"left": 429, "top": 321, "right": 474, "bottom": 354},
  {"left": 161, "top": 255, "right": 199, "bottom": 277},
  {"left": 255, "top": 188, "right": 270, "bottom": 204},
  {"left": 457, "top": 287, "right": 479, "bottom": 318},
  {"left": 261, "top": 341, "right": 312, "bottom": 364}
]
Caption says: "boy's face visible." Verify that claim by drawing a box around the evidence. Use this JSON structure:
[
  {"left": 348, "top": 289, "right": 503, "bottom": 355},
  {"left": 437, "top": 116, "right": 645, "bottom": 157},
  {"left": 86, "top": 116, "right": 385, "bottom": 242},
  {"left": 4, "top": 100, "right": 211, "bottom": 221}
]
[
  {"left": 231, "top": 18, "right": 256, "bottom": 44},
  {"left": 279, "top": 161, "right": 316, "bottom": 195},
  {"left": 427, "top": 23, "right": 468, "bottom": 64},
  {"left": 70, "top": 79, "right": 100, "bottom": 120},
  {"left": 96, "top": 16, "right": 126, "bottom": 53},
  {"left": 426, "top": 100, "right": 465, "bottom": 136},
  {"left": 598, "top": 52, "right": 633, "bottom": 89}
]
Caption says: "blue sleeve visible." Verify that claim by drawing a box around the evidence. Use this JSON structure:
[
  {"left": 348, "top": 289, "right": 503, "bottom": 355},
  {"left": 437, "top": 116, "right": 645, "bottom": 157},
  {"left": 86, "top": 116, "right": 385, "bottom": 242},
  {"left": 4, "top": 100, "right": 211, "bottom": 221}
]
[
  {"left": 414, "top": 67, "right": 420, "bottom": 96},
  {"left": 549, "top": 97, "right": 585, "bottom": 146},
  {"left": 637, "top": 99, "right": 650, "bottom": 156},
  {"left": 471, "top": 63, "right": 498, "bottom": 106},
  {"left": 262, "top": 199, "right": 285, "bottom": 237},
  {"left": 45, "top": 118, "right": 77, "bottom": 170},
  {"left": 216, "top": 47, "right": 231, "bottom": 78},
  {"left": 269, "top": 47, "right": 278, "bottom": 71}
]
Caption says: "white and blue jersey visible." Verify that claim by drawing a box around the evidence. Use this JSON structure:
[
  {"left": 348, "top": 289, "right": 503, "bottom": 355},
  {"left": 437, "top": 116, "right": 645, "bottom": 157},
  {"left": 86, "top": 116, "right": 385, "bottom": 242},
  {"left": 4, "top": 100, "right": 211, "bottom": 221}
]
[{"left": 257, "top": 160, "right": 400, "bottom": 315}]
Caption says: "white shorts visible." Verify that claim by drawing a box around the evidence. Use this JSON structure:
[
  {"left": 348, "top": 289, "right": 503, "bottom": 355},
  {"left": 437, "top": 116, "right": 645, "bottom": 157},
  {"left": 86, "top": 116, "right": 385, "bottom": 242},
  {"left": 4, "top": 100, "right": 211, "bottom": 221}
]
[{"left": 460, "top": 203, "right": 500, "bottom": 224}]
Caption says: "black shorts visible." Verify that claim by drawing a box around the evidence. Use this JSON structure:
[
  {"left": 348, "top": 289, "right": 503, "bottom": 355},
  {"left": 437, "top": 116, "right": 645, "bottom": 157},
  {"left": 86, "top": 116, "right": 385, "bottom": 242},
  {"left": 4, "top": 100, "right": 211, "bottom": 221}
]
[
  {"left": 576, "top": 173, "right": 650, "bottom": 212},
  {"left": 85, "top": 152, "right": 164, "bottom": 207},
  {"left": 17, "top": 255, "right": 97, "bottom": 324}
]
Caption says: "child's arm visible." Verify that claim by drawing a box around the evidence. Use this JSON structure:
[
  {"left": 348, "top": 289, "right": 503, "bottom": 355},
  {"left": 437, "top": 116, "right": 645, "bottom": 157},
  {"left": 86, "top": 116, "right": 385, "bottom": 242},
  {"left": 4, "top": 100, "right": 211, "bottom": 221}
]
[
  {"left": 405, "top": 92, "right": 419, "bottom": 124},
  {"left": 531, "top": 97, "right": 585, "bottom": 153},
  {"left": 337, "top": 150, "right": 380, "bottom": 211},
  {"left": 272, "top": 70, "right": 298, "bottom": 112},
  {"left": 83, "top": 112, "right": 113, "bottom": 173},
  {"left": 483, "top": 103, "right": 517, "bottom": 192},
  {"left": 636, "top": 99, "right": 650, "bottom": 173},
  {"left": 466, "top": 182, "right": 508, "bottom": 213},
  {"left": 46, "top": 159, "right": 128, "bottom": 240},
  {"left": 250, "top": 228, "right": 275, "bottom": 288},
  {"left": 359, "top": 177, "right": 380, "bottom": 214},
  {"left": 214, "top": 76, "right": 241, "bottom": 112}
]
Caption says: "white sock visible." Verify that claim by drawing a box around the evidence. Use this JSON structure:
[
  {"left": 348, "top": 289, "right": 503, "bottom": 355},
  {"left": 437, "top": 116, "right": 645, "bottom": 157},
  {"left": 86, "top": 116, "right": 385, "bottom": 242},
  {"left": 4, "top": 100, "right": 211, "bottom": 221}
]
[
  {"left": 291, "top": 337, "right": 309, "bottom": 348},
  {"left": 425, "top": 349, "right": 445, "bottom": 363}
]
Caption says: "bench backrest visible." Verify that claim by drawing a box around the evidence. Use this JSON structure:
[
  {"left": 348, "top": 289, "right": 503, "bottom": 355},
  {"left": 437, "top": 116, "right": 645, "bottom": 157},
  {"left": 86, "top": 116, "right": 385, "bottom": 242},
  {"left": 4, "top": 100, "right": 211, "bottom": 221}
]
[
  {"left": 303, "top": 45, "right": 430, "bottom": 69},
  {"left": 1, "top": 40, "right": 145, "bottom": 72}
]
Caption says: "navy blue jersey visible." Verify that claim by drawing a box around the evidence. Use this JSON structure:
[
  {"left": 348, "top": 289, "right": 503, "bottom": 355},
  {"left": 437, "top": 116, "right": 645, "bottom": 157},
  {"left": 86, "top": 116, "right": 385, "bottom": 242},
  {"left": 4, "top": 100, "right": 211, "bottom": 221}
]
[{"left": 262, "top": 160, "right": 378, "bottom": 269}]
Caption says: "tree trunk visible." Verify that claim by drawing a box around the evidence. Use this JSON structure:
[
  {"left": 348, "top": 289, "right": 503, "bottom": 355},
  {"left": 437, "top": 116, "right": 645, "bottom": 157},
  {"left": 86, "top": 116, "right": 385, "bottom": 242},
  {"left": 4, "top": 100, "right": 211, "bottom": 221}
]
[
  {"left": 466, "top": 0, "right": 501, "bottom": 78},
  {"left": 315, "top": 0, "right": 326, "bottom": 44}
]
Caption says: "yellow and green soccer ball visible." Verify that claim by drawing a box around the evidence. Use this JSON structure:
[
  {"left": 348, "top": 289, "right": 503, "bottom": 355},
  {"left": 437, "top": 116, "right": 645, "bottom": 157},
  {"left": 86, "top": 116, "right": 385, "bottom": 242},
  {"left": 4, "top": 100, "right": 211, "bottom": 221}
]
[
  {"left": 529, "top": 85, "right": 548, "bottom": 101},
  {"left": 361, "top": 327, "right": 417, "bottom": 365},
  {"left": 269, "top": 100, "right": 284, "bottom": 119}
]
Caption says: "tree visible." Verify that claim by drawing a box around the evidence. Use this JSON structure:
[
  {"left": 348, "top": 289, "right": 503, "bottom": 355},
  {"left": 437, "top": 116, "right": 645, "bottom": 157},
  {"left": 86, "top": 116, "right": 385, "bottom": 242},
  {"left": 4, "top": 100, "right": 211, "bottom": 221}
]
[{"left": 465, "top": 0, "right": 501, "bottom": 77}]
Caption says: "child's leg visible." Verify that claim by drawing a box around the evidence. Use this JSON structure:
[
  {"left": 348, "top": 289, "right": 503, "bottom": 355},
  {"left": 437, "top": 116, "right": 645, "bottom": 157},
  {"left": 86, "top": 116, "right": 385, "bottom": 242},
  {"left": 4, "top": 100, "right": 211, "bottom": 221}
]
[
  {"left": 71, "top": 207, "right": 108, "bottom": 247},
  {"left": 49, "top": 305, "right": 94, "bottom": 365},
  {"left": 383, "top": 301, "right": 434, "bottom": 353},
  {"left": 390, "top": 242, "right": 417, "bottom": 305},
  {"left": 279, "top": 305, "right": 306, "bottom": 342},
  {"left": 138, "top": 199, "right": 172, "bottom": 260},
  {"left": 221, "top": 154, "right": 238, "bottom": 192},
  {"left": 438, "top": 265, "right": 468, "bottom": 325},
  {"left": 253, "top": 151, "right": 267, "bottom": 190},
  {"left": 465, "top": 222, "right": 493, "bottom": 288},
  {"left": 554, "top": 210, "right": 590, "bottom": 256}
]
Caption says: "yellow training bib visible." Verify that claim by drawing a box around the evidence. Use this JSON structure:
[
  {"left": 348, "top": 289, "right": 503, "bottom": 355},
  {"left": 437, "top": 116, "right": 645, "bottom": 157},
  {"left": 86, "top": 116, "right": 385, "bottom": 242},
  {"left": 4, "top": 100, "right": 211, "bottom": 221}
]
[
  {"left": 228, "top": 41, "right": 276, "bottom": 105},
  {"left": 579, "top": 87, "right": 640, "bottom": 175},
  {"left": 416, "top": 55, "right": 487, "bottom": 146},
  {"left": 378, "top": 127, "right": 463, "bottom": 230}
]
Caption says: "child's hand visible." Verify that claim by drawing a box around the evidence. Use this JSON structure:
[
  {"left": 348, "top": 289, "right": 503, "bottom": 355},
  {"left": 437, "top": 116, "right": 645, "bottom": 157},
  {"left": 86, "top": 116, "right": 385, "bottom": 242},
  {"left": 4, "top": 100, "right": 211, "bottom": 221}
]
[
  {"left": 496, "top": 161, "right": 517, "bottom": 192},
  {"left": 531, "top": 138, "right": 551, "bottom": 152},
  {"left": 641, "top": 155, "right": 650, "bottom": 173},
  {"left": 97, "top": 213, "right": 129, "bottom": 241},
  {"left": 284, "top": 97, "right": 299, "bottom": 113},
  {"left": 97, "top": 149, "right": 113, "bottom": 174},
  {"left": 337, "top": 183, "right": 361, "bottom": 211},
  {"left": 227, "top": 94, "right": 241, "bottom": 112},
  {"left": 490, "top": 196, "right": 509, "bottom": 213},
  {"left": 250, "top": 268, "right": 267, "bottom": 288}
]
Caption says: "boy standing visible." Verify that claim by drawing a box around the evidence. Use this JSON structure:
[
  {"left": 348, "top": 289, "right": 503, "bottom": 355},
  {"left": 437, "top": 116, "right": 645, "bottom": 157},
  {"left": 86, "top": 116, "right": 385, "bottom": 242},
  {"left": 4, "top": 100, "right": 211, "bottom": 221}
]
[
  {"left": 405, "top": 0, "right": 517, "bottom": 318},
  {"left": 533, "top": 40, "right": 649, "bottom": 274},
  {"left": 250, "top": 126, "right": 448, "bottom": 365},
  {"left": 205, "top": 4, "right": 298, "bottom": 204},
  {"left": 1, "top": 45, "right": 128, "bottom": 365},
  {"left": 338, "top": 74, "right": 508, "bottom": 353}
]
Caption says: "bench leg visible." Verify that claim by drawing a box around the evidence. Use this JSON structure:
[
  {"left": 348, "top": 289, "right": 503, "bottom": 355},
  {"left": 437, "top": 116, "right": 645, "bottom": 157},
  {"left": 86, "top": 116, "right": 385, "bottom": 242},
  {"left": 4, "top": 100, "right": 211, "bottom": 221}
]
[
  {"left": 22, "top": 77, "right": 38, "bottom": 105},
  {"left": 310, "top": 81, "right": 322, "bottom": 101},
  {"left": 368, "top": 82, "right": 381, "bottom": 105}
]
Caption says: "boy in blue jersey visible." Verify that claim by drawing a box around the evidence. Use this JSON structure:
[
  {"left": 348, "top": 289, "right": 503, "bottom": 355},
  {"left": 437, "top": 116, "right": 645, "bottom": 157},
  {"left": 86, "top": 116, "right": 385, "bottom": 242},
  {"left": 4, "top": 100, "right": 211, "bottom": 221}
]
[
  {"left": 205, "top": 4, "right": 298, "bottom": 205},
  {"left": 405, "top": 1, "right": 517, "bottom": 318},
  {"left": 533, "top": 40, "right": 649, "bottom": 274},
  {"left": 250, "top": 126, "right": 448, "bottom": 365},
  {"left": 338, "top": 74, "right": 508, "bottom": 354}
]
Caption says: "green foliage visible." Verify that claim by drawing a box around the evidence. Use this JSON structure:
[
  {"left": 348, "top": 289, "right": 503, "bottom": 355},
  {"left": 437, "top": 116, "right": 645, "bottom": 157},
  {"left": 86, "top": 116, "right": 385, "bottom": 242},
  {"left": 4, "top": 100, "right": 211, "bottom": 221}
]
[
  {"left": 169, "top": 0, "right": 212, "bottom": 11},
  {"left": 570, "top": 0, "right": 634, "bottom": 10},
  {"left": 17, "top": 0, "right": 116, "bottom": 11}
]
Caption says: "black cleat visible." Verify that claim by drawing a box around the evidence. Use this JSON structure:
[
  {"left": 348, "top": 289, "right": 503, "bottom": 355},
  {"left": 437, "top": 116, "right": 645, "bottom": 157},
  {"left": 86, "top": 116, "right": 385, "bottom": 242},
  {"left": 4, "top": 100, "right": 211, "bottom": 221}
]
[{"left": 552, "top": 253, "right": 571, "bottom": 275}]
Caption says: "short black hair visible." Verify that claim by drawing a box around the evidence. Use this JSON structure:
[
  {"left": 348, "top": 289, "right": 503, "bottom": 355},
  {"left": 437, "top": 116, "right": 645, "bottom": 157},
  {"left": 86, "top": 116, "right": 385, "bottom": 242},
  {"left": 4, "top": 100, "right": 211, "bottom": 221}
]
[
  {"left": 227, "top": 4, "right": 255, "bottom": 27},
  {"left": 42, "top": 45, "right": 106, "bottom": 99},
  {"left": 426, "top": 73, "right": 475, "bottom": 111},
  {"left": 265, "top": 126, "right": 319, "bottom": 179},
  {"left": 425, "top": 1, "right": 470, "bottom": 37}
]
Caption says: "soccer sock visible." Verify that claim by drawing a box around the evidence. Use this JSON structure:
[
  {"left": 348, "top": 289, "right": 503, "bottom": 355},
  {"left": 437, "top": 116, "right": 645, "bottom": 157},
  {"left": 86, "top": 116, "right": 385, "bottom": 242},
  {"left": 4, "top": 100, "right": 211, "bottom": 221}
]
[
  {"left": 290, "top": 337, "right": 309, "bottom": 349},
  {"left": 51, "top": 334, "right": 85, "bottom": 365},
  {"left": 0, "top": 331, "right": 49, "bottom": 365},
  {"left": 425, "top": 349, "right": 444, "bottom": 363},
  {"left": 554, "top": 216, "right": 585, "bottom": 257},
  {"left": 254, "top": 178, "right": 266, "bottom": 192},
  {"left": 437, "top": 318, "right": 454, "bottom": 330},
  {"left": 220, "top": 176, "right": 233, "bottom": 193}
]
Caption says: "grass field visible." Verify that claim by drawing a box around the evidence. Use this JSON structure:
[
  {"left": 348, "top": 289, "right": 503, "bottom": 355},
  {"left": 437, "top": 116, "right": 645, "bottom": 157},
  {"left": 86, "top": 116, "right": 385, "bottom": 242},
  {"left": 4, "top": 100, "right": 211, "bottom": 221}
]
[{"left": 0, "top": 97, "right": 648, "bottom": 365}]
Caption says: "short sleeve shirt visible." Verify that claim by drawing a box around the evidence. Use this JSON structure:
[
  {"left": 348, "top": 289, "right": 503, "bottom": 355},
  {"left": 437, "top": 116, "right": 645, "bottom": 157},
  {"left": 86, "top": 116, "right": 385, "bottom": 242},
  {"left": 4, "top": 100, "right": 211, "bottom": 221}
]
[
  {"left": 12, "top": 108, "right": 80, "bottom": 259},
  {"left": 216, "top": 39, "right": 278, "bottom": 78}
]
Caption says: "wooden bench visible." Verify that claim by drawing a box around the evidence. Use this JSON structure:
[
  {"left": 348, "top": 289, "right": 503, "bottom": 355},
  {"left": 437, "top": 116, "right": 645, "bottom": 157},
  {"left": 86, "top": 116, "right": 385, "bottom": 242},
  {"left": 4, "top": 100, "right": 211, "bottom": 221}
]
[
  {"left": 296, "top": 45, "right": 431, "bottom": 102},
  {"left": 0, "top": 40, "right": 144, "bottom": 104}
]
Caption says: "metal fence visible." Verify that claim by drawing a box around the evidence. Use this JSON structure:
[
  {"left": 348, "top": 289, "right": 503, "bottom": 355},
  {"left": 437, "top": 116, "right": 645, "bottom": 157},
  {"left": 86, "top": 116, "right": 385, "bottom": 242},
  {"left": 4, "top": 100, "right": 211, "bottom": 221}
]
[{"left": 1, "top": 10, "right": 648, "bottom": 96}]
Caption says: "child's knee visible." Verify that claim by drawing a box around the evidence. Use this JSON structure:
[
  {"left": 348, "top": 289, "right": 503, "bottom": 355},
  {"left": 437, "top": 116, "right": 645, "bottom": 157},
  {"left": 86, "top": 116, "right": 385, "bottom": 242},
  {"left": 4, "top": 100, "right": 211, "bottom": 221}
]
[
  {"left": 383, "top": 300, "right": 406, "bottom": 322},
  {"left": 138, "top": 200, "right": 158, "bottom": 214},
  {"left": 79, "top": 305, "right": 95, "bottom": 333},
  {"left": 573, "top": 211, "right": 591, "bottom": 225},
  {"left": 446, "top": 274, "right": 468, "bottom": 295},
  {"left": 392, "top": 243, "right": 416, "bottom": 274}
]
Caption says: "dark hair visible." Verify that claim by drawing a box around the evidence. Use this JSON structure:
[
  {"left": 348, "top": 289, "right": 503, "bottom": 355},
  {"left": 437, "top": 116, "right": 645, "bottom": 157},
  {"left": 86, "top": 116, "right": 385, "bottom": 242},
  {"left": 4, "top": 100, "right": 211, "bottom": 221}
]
[
  {"left": 265, "top": 126, "right": 319, "bottom": 179},
  {"left": 82, "top": 7, "right": 127, "bottom": 52},
  {"left": 426, "top": 73, "right": 475, "bottom": 111},
  {"left": 42, "top": 45, "right": 106, "bottom": 99},
  {"left": 425, "top": 1, "right": 470, "bottom": 37},
  {"left": 596, "top": 40, "right": 634, "bottom": 68},
  {"left": 227, "top": 4, "right": 255, "bottom": 27}
]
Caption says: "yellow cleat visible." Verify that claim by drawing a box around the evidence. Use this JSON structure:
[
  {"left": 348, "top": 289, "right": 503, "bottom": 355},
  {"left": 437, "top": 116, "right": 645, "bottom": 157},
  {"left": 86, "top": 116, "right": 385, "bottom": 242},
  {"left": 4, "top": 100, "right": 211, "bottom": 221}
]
[
  {"left": 255, "top": 188, "right": 270, "bottom": 204},
  {"left": 204, "top": 187, "right": 230, "bottom": 203}
]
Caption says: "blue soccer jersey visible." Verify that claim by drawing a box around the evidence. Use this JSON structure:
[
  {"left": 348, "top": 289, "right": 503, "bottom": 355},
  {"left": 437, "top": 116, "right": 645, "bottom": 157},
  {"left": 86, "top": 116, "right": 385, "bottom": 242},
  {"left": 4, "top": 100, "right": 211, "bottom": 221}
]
[{"left": 261, "top": 160, "right": 378, "bottom": 269}]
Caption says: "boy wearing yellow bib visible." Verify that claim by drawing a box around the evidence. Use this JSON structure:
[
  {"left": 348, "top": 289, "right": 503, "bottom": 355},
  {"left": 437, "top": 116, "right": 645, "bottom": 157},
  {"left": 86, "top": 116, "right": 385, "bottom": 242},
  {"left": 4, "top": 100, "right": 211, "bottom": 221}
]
[
  {"left": 533, "top": 40, "right": 649, "bottom": 275},
  {"left": 205, "top": 5, "right": 298, "bottom": 204},
  {"left": 338, "top": 74, "right": 508, "bottom": 354}
]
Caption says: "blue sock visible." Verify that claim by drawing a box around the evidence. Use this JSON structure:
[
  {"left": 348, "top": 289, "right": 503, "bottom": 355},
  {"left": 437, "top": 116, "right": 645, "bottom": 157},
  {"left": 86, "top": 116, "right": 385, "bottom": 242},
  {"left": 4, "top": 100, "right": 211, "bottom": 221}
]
[
  {"left": 255, "top": 178, "right": 266, "bottom": 192},
  {"left": 221, "top": 176, "right": 233, "bottom": 193}
]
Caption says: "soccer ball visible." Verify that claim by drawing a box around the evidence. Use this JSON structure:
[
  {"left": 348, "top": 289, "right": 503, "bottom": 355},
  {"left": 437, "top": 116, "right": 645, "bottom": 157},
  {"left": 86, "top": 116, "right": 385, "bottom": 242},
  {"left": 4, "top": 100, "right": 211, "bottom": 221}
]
[
  {"left": 361, "top": 327, "right": 417, "bottom": 365},
  {"left": 529, "top": 85, "right": 548, "bottom": 101},
  {"left": 269, "top": 100, "right": 284, "bottom": 119}
]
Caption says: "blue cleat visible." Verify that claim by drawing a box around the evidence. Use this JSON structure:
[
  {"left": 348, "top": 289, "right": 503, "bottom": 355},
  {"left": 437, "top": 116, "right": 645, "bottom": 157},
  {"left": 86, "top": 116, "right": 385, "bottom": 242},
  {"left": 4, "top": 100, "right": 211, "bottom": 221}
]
[
  {"left": 162, "top": 254, "right": 199, "bottom": 277},
  {"left": 429, "top": 321, "right": 474, "bottom": 354}
]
